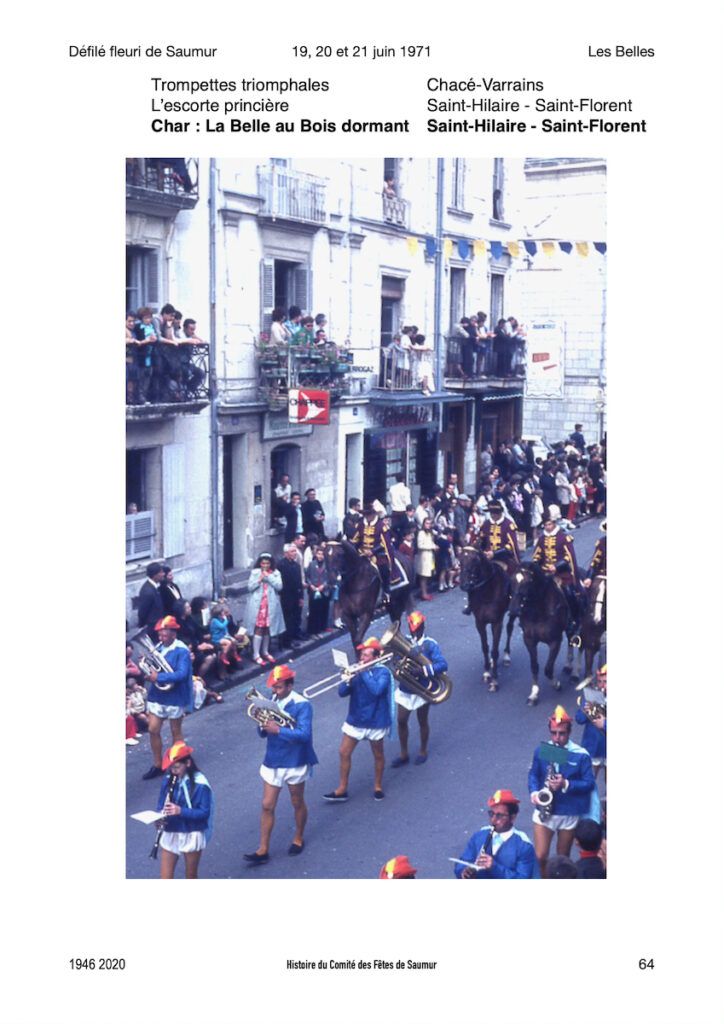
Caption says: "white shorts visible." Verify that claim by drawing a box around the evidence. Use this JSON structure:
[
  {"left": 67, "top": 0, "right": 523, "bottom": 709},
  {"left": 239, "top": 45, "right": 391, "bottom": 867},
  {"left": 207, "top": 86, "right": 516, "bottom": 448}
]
[
  {"left": 259, "top": 764, "right": 310, "bottom": 788},
  {"left": 147, "top": 701, "right": 185, "bottom": 720},
  {"left": 591, "top": 757, "right": 606, "bottom": 768},
  {"left": 342, "top": 722, "right": 386, "bottom": 742},
  {"left": 395, "top": 690, "right": 426, "bottom": 712},
  {"left": 159, "top": 830, "right": 206, "bottom": 854},
  {"left": 533, "top": 810, "right": 579, "bottom": 832}
]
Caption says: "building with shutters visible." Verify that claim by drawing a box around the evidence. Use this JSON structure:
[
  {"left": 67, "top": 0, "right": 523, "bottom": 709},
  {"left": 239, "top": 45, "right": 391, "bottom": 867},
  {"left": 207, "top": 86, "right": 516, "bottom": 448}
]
[{"left": 126, "top": 157, "right": 605, "bottom": 621}]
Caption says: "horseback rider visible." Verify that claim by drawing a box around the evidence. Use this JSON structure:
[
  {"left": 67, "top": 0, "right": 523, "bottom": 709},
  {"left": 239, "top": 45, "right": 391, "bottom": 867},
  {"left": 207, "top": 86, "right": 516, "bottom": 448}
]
[
  {"left": 463, "top": 499, "right": 519, "bottom": 615},
  {"left": 351, "top": 502, "right": 394, "bottom": 606},
  {"left": 583, "top": 519, "right": 606, "bottom": 588},
  {"left": 531, "top": 505, "right": 583, "bottom": 645}
]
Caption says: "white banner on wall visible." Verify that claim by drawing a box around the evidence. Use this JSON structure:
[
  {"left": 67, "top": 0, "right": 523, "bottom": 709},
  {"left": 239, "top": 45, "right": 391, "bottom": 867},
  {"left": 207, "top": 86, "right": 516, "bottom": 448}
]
[{"left": 525, "top": 320, "right": 565, "bottom": 398}]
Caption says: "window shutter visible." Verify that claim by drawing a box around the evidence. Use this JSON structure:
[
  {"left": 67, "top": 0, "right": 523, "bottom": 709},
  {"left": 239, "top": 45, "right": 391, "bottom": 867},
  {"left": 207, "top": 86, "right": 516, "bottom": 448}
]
[
  {"left": 260, "top": 258, "right": 275, "bottom": 336},
  {"left": 146, "top": 248, "right": 160, "bottom": 308},
  {"left": 162, "top": 443, "right": 185, "bottom": 557},
  {"left": 126, "top": 511, "right": 154, "bottom": 562},
  {"left": 292, "top": 264, "right": 310, "bottom": 312}
]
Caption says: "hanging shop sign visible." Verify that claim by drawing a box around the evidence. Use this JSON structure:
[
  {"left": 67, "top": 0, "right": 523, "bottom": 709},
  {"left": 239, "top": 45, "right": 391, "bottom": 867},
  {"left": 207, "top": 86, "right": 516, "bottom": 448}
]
[
  {"left": 288, "top": 388, "right": 331, "bottom": 425},
  {"left": 370, "top": 405, "right": 432, "bottom": 429}
]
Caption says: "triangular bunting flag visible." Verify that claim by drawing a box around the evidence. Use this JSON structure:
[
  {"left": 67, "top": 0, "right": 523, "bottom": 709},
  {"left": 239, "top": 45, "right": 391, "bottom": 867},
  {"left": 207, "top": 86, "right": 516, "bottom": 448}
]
[
  {"left": 425, "top": 237, "right": 437, "bottom": 259},
  {"left": 473, "top": 239, "right": 487, "bottom": 257},
  {"left": 575, "top": 242, "right": 589, "bottom": 257},
  {"left": 457, "top": 239, "right": 471, "bottom": 260},
  {"left": 490, "top": 240, "right": 503, "bottom": 260},
  {"left": 594, "top": 242, "right": 607, "bottom": 255},
  {"left": 541, "top": 241, "right": 556, "bottom": 257},
  {"left": 443, "top": 239, "right": 454, "bottom": 259},
  {"left": 523, "top": 240, "right": 537, "bottom": 257},
  {"left": 406, "top": 236, "right": 419, "bottom": 256},
  {"left": 507, "top": 241, "right": 520, "bottom": 258},
  {"left": 559, "top": 241, "right": 573, "bottom": 254}
]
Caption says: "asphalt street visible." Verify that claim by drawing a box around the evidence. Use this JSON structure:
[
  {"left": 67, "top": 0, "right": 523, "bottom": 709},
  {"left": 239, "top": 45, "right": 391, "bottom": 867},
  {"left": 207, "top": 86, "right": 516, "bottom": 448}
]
[{"left": 126, "top": 518, "right": 603, "bottom": 879}]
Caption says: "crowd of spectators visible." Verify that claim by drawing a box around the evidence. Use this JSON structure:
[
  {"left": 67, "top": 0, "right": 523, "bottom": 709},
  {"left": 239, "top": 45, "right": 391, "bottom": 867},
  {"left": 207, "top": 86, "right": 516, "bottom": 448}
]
[
  {"left": 452, "top": 313, "right": 527, "bottom": 379},
  {"left": 125, "top": 302, "right": 207, "bottom": 405},
  {"left": 381, "top": 324, "right": 434, "bottom": 394}
]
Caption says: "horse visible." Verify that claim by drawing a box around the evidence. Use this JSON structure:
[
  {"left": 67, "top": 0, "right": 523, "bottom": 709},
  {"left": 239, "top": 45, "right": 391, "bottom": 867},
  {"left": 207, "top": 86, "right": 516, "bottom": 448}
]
[
  {"left": 578, "top": 574, "right": 607, "bottom": 684},
  {"left": 325, "top": 540, "right": 412, "bottom": 648},
  {"left": 516, "top": 562, "right": 570, "bottom": 705},
  {"left": 459, "top": 546, "right": 512, "bottom": 691}
]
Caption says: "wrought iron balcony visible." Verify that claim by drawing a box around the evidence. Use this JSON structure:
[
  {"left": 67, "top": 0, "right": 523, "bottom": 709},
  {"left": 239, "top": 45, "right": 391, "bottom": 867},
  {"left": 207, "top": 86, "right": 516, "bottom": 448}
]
[
  {"left": 126, "top": 341, "right": 210, "bottom": 416},
  {"left": 257, "top": 343, "right": 352, "bottom": 409},
  {"left": 377, "top": 345, "right": 434, "bottom": 392},
  {"left": 126, "top": 158, "right": 200, "bottom": 215},
  {"left": 444, "top": 334, "right": 526, "bottom": 388},
  {"left": 257, "top": 166, "right": 326, "bottom": 225},
  {"left": 382, "top": 193, "right": 410, "bottom": 228}
]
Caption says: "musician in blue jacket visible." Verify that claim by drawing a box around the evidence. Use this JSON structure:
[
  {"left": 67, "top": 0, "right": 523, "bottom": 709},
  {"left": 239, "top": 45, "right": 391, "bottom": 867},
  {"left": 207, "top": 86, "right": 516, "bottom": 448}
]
[
  {"left": 392, "top": 611, "right": 447, "bottom": 768},
  {"left": 324, "top": 637, "right": 395, "bottom": 803},
  {"left": 454, "top": 789, "right": 537, "bottom": 879},
  {"left": 156, "top": 742, "right": 213, "bottom": 879},
  {"left": 244, "top": 664, "right": 318, "bottom": 865},
  {"left": 528, "top": 705, "right": 596, "bottom": 874},
  {"left": 142, "top": 615, "right": 194, "bottom": 781}
]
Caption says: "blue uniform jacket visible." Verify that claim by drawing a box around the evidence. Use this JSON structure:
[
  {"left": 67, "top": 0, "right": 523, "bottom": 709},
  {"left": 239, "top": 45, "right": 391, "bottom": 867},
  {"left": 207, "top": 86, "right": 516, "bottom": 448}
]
[
  {"left": 339, "top": 664, "right": 395, "bottom": 730},
  {"left": 401, "top": 635, "right": 448, "bottom": 695},
  {"left": 454, "top": 826, "right": 538, "bottom": 879},
  {"left": 258, "top": 694, "right": 319, "bottom": 769},
  {"left": 575, "top": 708, "right": 607, "bottom": 760},
  {"left": 527, "top": 740, "right": 595, "bottom": 817},
  {"left": 157, "top": 771, "right": 214, "bottom": 839},
  {"left": 147, "top": 640, "right": 194, "bottom": 712}
]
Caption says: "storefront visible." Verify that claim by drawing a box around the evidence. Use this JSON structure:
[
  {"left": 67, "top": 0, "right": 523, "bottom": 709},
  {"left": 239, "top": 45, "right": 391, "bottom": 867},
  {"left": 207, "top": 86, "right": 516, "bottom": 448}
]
[{"left": 363, "top": 403, "right": 440, "bottom": 505}]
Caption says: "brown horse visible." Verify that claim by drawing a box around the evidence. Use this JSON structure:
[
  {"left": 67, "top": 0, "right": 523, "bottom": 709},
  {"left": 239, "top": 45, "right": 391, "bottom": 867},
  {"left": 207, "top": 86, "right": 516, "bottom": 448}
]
[
  {"left": 579, "top": 574, "right": 607, "bottom": 684},
  {"left": 325, "top": 540, "right": 412, "bottom": 648},
  {"left": 516, "top": 562, "right": 570, "bottom": 706},
  {"left": 459, "top": 546, "right": 512, "bottom": 691}
]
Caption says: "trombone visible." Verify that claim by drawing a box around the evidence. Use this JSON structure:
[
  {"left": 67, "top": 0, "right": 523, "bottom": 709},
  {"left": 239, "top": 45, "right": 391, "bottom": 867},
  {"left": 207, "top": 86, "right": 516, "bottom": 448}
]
[{"left": 302, "top": 651, "right": 395, "bottom": 700}]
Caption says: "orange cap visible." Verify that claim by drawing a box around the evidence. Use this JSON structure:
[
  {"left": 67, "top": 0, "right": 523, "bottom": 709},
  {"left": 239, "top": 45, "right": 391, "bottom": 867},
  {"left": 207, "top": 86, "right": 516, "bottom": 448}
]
[
  {"left": 379, "top": 855, "right": 418, "bottom": 879},
  {"left": 266, "top": 664, "right": 295, "bottom": 687},
  {"left": 161, "top": 742, "right": 194, "bottom": 770}
]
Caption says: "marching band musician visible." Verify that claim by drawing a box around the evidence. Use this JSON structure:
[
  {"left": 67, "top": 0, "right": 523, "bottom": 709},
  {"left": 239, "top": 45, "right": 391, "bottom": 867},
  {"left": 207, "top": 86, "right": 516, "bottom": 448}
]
[
  {"left": 392, "top": 611, "right": 448, "bottom": 768},
  {"left": 141, "top": 615, "right": 195, "bottom": 781},
  {"left": 156, "top": 742, "right": 213, "bottom": 879},
  {"left": 323, "top": 637, "right": 396, "bottom": 802},
  {"left": 528, "top": 705, "right": 596, "bottom": 875},
  {"left": 575, "top": 664, "right": 607, "bottom": 780},
  {"left": 454, "top": 789, "right": 537, "bottom": 879},
  {"left": 583, "top": 518, "right": 607, "bottom": 587},
  {"left": 531, "top": 506, "right": 583, "bottom": 644},
  {"left": 244, "top": 664, "right": 318, "bottom": 865},
  {"left": 351, "top": 502, "right": 395, "bottom": 605}
]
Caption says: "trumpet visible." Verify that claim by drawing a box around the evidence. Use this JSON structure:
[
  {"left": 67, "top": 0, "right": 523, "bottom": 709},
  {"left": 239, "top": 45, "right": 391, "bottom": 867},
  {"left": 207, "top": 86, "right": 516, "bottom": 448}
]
[
  {"left": 577, "top": 694, "right": 607, "bottom": 722},
  {"left": 244, "top": 686, "right": 296, "bottom": 729},
  {"left": 137, "top": 634, "right": 175, "bottom": 691},
  {"left": 302, "top": 653, "right": 395, "bottom": 700}
]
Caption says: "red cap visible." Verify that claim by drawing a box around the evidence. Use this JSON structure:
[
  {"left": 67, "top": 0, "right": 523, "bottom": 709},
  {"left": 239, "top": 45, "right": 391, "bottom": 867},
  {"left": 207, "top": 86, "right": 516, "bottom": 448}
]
[
  {"left": 161, "top": 742, "right": 194, "bottom": 770},
  {"left": 487, "top": 788, "right": 520, "bottom": 807},
  {"left": 266, "top": 664, "right": 295, "bottom": 687},
  {"left": 356, "top": 637, "right": 382, "bottom": 653},
  {"left": 379, "top": 855, "right": 418, "bottom": 879},
  {"left": 155, "top": 615, "right": 180, "bottom": 631},
  {"left": 548, "top": 704, "right": 573, "bottom": 726},
  {"left": 407, "top": 611, "right": 426, "bottom": 631}
]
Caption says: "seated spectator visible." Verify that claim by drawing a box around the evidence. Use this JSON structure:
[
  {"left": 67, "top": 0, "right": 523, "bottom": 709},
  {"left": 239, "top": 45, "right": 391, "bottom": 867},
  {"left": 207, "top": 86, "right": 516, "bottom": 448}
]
[
  {"left": 174, "top": 599, "right": 223, "bottom": 703},
  {"left": 574, "top": 819, "right": 606, "bottom": 878},
  {"left": 126, "top": 644, "right": 143, "bottom": 682},
  {"left": 209, "top": 603, "right": 242, "bottom": 680},
  {"left": 126, "top": 678, "right": 149, "bottom": 732}
]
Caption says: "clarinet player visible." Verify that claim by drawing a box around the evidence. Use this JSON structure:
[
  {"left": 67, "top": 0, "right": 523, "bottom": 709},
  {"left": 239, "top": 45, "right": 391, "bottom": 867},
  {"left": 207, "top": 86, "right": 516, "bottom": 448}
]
[
  {"left": 454, "top": 789, "right": 536, "bottom": 879},
  {"left": 155, "top": 742, "right": 214, "bottom": 879}
]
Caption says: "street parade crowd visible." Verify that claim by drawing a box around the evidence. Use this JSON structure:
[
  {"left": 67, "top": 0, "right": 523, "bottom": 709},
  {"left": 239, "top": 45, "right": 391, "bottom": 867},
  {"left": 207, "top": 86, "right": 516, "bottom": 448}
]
[{"left": 127, "top": 425, "right": 607, "bottom": 879}]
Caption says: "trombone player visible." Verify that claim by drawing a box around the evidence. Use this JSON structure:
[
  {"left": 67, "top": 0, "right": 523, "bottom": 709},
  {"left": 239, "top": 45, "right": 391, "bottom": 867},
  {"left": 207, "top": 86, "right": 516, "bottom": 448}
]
[
  {"left": 244, "top": 664, "right": 318, "bottom": 865},
  {"left": 324, "top": 637, "right": 396, "bottom": 803},
  {"left": 392, "top": 611, "right": 448, "bottom": 768}
]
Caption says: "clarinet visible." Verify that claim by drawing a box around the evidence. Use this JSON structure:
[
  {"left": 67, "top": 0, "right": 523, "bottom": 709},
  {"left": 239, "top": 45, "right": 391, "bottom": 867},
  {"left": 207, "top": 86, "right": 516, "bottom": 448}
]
[
  {"left": 150, "top": 774, "right": 178, "bottom": 859},
  {"left": 474, "top": 826, "right": 496, "bottom": 873}
]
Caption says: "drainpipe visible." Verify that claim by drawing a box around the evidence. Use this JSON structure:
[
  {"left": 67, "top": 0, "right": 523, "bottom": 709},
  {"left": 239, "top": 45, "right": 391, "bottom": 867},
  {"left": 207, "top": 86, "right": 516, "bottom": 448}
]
[
  {"left": 433, "top": 158, "right": 445, "bottom": 469},
  {"left": 209, "top": 158, "right": 221, "bottom": 597}
]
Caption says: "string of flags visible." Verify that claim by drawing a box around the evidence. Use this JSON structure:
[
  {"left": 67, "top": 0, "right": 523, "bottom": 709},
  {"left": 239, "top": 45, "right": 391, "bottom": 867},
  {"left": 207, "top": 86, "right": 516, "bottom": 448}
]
[{"left": 405, "top": 237, "right": 607, "bottom": 259}]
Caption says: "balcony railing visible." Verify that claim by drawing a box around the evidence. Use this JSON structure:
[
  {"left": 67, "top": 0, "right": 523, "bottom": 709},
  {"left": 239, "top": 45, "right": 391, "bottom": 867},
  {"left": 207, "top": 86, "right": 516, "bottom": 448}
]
[
  {"left": 377, "top": 345, "right": 434, "bottom": 392},
  {"left": 444, "top": 334, "right": 526, "bottom": 382},
  {"left": 126, "top": 342, "right": 210, "bottom": 410},
  {"left": 382, "top": 193, "right": 410, "bottom": 228},
  {"left": 257, "top": 343, "right": 352, "bottom": 409},
  {"left": 126, "top": 158, "right": 200, "bottom": 213},
  {"left": 257, "top": 166, "right": 326, "bottom": 224}
]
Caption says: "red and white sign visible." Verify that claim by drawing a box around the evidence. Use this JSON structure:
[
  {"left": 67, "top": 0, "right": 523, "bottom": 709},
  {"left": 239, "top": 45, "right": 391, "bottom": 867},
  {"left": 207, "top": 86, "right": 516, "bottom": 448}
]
[{"left": 288, "top": 389, "right": 330, "bottom": 425}]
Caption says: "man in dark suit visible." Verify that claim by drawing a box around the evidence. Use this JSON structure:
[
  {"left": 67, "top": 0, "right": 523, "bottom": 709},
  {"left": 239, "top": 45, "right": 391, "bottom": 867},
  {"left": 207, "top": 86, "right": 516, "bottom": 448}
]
[
  {"left": 301, "top": 487, "right": 326, "bottom": 540},
  {"left": 278, "top": 544, "right": 305, "bottom": 647},
  {"left": 282, "top": 492, "right": 305, "bottom": 543},
  {"left": 137, "top": 562, "right": 166, "bottom": 640},
  {"left": 343, "top": 498, "right": 362, "bottom": 540}
]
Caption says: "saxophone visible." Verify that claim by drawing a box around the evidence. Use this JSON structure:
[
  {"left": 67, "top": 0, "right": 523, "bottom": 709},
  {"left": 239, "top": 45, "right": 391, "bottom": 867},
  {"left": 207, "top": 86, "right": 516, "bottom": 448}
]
[{"left": 535, "top": 763, "right": 556, "bottom": 822}]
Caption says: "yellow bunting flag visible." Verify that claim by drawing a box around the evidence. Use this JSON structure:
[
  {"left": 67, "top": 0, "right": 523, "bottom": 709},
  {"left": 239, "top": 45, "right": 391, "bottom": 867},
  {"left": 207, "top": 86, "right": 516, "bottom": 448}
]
[
  {"left": 575, "top": 241, "right": 589, "bottom": 257},
  {"left": 473, "top": 239, "right": 487, "bottom": 257},
  {"left": 541, "top": 241, "right": 556, "bottom": 257},
  {"left": 443, "top": 238, "right": 454, "bottom": 259},
  {"left": 507, "top": 241, "right": 520, "bottom": 258},
  {"left": 406, "top": 236, "right": 419, "bottom": 256}
]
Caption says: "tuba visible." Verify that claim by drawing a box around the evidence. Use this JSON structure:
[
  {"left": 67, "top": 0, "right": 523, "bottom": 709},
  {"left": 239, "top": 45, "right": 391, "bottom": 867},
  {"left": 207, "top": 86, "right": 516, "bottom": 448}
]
[
  {"left": 136, "top": 633, "right": 175, "bottom": 691},
  {"left": 378, "top": 622, "right": 453, "bottom": 705},
  {"left": 244, "top": 686, "right": 296, "bottom": 729}
]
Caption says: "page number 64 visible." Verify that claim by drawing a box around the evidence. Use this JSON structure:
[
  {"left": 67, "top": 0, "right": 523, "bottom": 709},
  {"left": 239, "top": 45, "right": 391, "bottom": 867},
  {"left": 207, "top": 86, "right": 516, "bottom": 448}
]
[{"left": 638, "top": 958, "right": 655, "bottom": 970}]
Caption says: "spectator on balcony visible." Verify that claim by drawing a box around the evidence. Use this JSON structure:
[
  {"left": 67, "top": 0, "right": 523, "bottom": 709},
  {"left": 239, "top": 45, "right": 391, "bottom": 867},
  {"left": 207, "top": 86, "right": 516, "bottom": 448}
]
[
  {"left": 126, "top": 312, "right": 142, "bottom": 404},
  {"left": 492, "top": 319, "right": 511, "bottom": 377},
  {"left": 299, "top": 315, "right": 316, "bottom": 346},
  {"left": 282, "top": 492, "right": 305, "bottom": 543},
  {"left": 285, "top": 306, "right": 304, "bottom": 344},
  {"left": 270, "top": 307, "right": 291, "bottom": 346},
  {"left": 176, "top": 319, "right": 205, "bottom": 397},
  {"left": 508, "top": 317, "right": 527, "bottom": 376},
  {"left": 133, "top": 306, "right": 159, "bottom": 402},
  {"left": 302, "top": 488, "right": 327, "bottom": 540},
  {"left": 388, "top": 333, "right": 412, "bottom": 388},
  {"left": 460, "top": 316, "right": 479, "bottom": 378},
  {"left": 315, "top": 312, "right": 328, "bottom": 331},
  {"left": 137, "top": 562, "right": 166, "bottom": 641},
  {"left": 383, "top": 176, "right": 397, "bottom": 198},
  {"left": 408, "top": 332, "right": 433, "bottom": 394}
]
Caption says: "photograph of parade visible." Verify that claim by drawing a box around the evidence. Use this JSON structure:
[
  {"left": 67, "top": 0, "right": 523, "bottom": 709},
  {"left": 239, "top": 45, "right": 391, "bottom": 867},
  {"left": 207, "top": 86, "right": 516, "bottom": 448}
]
[{"left": 125, "top": 156, "right": 607, "bottom": 879}]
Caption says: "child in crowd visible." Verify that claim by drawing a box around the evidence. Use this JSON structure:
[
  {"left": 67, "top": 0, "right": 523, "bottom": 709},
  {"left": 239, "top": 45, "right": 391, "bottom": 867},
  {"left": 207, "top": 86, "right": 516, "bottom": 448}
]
[
  {"left": 126, "top": 679, "right": 149, "bottom": 732},
  {"left": 209, "top": 603, "right": 242, "bottom": 679}
]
